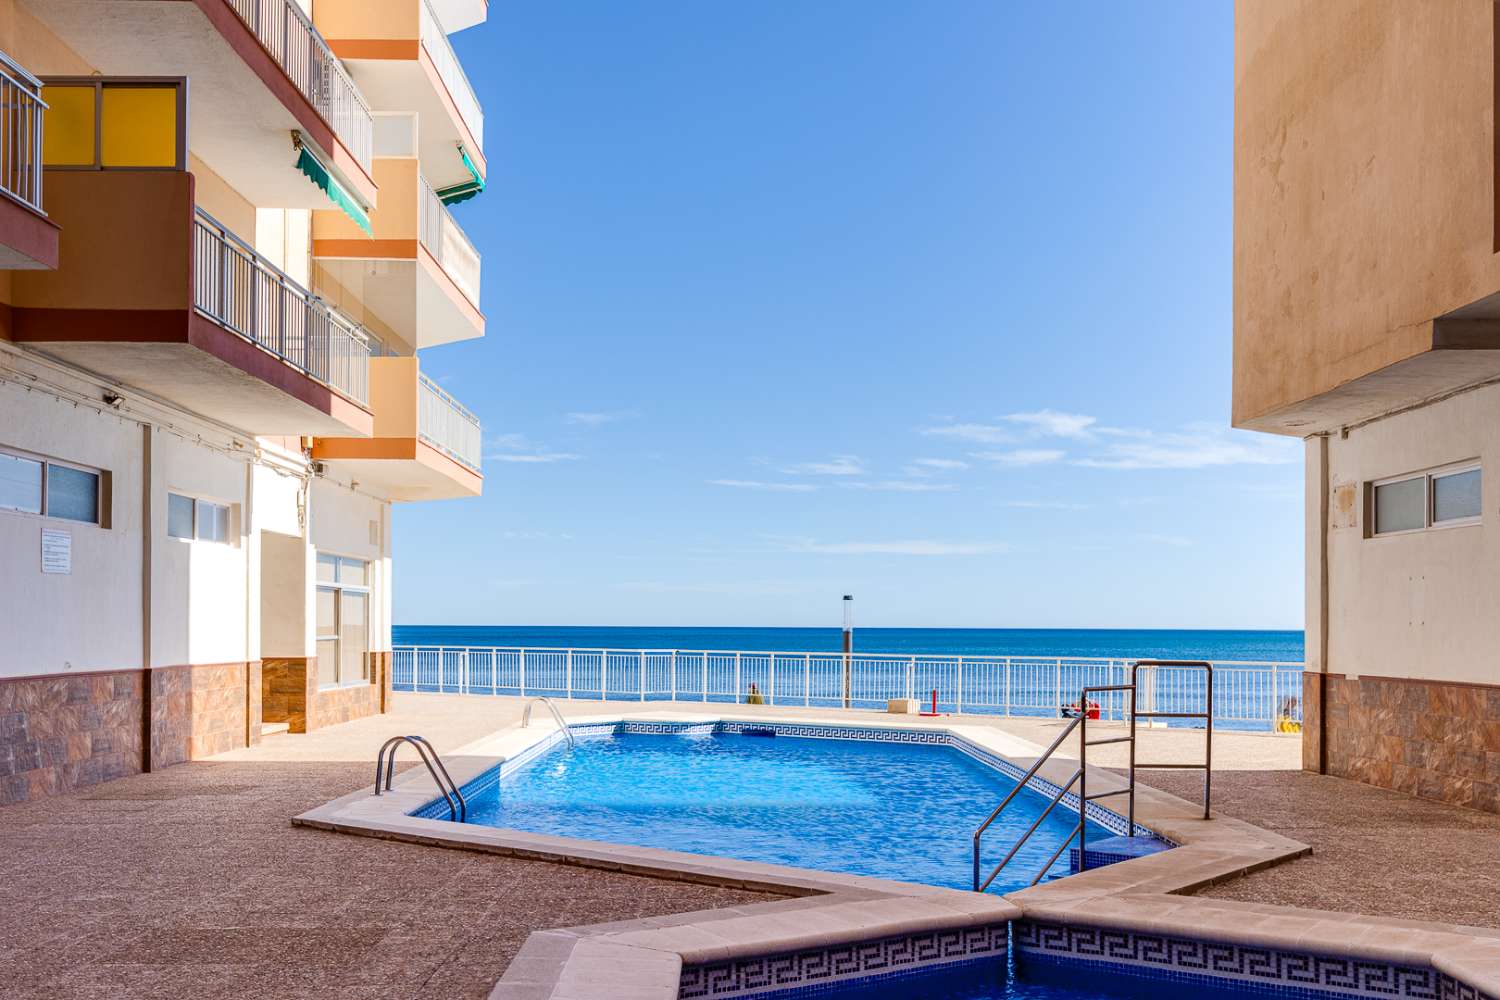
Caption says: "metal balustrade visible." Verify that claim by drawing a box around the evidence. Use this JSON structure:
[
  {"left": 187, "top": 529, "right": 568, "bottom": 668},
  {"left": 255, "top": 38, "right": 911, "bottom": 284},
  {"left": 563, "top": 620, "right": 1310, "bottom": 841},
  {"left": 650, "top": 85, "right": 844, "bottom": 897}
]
[
  {"left": 418, "top": 175, "right": 482, "bottom": 305},
  {"left": 224, "top": 0, "right": 374, "bottom": 171},
  {"left": 0, "top": 50, "right": 45, "bottom": 215},
  {"left": 420, "top": 0, "right": 484, "bottom": 147},
  {"left": 390, "top": 646, "right": 1306, "bottom": 731},
  {"left": 418, "top": 371, "right": 482, "bottom": 471},
  {"left": 193, "top": 208, "right": 371, "bottom": 404}
]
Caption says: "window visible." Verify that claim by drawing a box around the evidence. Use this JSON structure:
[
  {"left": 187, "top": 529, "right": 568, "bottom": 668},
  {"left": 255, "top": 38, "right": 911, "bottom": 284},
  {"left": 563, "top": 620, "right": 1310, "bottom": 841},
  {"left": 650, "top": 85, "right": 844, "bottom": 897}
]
[
  {"left": 316, "top": 553, "right": 371, "bottom": 689},
  {"left": 0, "top": 446, "right": 103, "bottom": 525},
  {"left": 167, "top": 492, "right": 233, "bottom": 543},
  {"left": 1370, "top": 464, "right": 1482, "bottom": 536},
  {"left": 41, "top": 78, "right": 186, "bottom": 170}
]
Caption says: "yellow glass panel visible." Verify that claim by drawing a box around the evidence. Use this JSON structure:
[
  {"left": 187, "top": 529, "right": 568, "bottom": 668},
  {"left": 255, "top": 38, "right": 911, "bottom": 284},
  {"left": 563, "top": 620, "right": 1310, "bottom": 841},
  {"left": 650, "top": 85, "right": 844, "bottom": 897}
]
[
  {"left": 41, "top": 85, "right": 97, "bottom": 166},
  {"left": 101, "top": 86, "right": 177, "bottom": 167}
]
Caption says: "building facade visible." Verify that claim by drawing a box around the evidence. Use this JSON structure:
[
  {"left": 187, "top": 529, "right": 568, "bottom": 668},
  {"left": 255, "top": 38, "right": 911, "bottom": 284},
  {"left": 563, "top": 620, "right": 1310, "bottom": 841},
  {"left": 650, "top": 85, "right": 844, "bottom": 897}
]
[
  {"left": 0, "top": 0, "right": 486, "bottom": 804},
  {"left": 1236, "top": 1, "right": 1500, "bottom": 812}
]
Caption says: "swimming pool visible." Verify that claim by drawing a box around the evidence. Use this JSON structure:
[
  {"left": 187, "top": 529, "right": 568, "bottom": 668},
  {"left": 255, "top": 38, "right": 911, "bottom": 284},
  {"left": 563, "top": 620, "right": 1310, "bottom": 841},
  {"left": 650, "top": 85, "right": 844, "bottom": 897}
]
[{"left": 458, "top": 723, "right": 1134, "bottom": 893}]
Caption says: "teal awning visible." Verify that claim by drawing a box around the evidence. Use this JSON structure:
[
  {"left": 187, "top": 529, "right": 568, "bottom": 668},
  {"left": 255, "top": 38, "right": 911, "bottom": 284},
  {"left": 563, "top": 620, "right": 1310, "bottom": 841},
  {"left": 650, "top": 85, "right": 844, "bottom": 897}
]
[
  {"left": 296, "top": 147, "right": 372, "bottom": 234},
  {"left": 436, "top": 144, "right": 485, "bottom": 206}
]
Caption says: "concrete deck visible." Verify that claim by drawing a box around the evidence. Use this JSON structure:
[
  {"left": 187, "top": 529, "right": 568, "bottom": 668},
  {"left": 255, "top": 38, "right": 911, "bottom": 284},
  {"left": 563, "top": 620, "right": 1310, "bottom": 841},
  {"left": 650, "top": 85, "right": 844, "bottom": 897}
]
[{"left": 3, "top": 693, "right": 1497, "bottom": 999}]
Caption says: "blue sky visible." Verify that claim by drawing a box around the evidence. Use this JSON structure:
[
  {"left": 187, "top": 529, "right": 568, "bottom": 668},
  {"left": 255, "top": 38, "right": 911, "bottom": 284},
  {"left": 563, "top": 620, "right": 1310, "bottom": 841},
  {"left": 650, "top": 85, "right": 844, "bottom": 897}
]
[{"left": 396, "top": 1, "right": 1304, "bottom": 630}]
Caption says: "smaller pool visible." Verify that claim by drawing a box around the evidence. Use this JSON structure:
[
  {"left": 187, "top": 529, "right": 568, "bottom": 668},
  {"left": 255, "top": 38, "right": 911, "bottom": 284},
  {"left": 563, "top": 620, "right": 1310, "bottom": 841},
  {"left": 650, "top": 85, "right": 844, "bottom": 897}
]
[{"left": 461, "top": 724, "right": 1145, "bottom": 894}]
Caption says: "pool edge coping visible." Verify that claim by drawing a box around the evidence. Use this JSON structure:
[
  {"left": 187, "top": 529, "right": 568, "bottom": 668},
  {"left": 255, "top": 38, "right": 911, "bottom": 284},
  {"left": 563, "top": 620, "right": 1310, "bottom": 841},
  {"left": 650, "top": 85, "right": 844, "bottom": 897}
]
[{"left": 291, "top": 711, "right": 1500, "bottom": 1000}]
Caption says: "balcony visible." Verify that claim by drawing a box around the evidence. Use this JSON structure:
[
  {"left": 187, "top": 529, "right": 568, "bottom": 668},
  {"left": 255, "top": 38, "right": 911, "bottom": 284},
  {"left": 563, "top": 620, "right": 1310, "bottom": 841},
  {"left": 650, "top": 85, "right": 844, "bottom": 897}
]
[
  {"left": 311, "top": 149, "right": 482, "bottom": 351},
  {"left": 23, "top": 0, "right": 378, "bottom": 214},
  {"left": 0, "top": 51, "right": 60, "bottom": 269},
  {"left": 313, "top": 356, "right": 482, "bottom": 501},
  {"left": 9, "top": 166, "right": 373, "bottom": 437},
  {"left": 314, "top": 0, "right": 486, "bottom": 193}
]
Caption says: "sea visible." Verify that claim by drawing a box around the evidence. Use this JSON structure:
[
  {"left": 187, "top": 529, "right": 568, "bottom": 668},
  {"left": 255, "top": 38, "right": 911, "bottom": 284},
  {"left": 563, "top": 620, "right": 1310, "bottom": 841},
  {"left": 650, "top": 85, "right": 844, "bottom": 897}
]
[{"left": 391, "top": 626, "right": 1304, "bottom": 663}]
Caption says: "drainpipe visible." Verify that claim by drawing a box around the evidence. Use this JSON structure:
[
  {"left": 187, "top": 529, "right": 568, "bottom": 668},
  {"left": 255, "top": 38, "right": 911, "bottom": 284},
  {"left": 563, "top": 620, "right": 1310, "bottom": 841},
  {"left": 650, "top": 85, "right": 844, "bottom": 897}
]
[
  {"left": 1307, "top": 432, "right": 1331, "bottom": 775},
  {"left": 140, "top": 424, "right": 154, "bottom": 773}
]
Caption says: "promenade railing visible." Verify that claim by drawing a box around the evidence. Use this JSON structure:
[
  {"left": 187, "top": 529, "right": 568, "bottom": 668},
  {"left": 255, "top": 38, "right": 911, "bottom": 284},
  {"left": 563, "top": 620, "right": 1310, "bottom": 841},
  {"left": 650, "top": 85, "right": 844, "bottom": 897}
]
[{"left": 390, "top": 646, "right": 1305, "bottom": 731}]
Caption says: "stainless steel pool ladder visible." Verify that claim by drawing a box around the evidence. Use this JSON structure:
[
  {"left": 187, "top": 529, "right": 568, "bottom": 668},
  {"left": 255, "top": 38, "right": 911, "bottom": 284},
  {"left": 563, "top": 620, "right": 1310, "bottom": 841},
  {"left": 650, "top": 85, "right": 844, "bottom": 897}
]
[
  {"left": 970, "top": 660, "right": 1213, "bottom": 892},
  {"left": 521, "top": 696, "right": 576, "bottom": 747},
  {"left": 373, "top": 734, "right": 467, "bottom": 821}
]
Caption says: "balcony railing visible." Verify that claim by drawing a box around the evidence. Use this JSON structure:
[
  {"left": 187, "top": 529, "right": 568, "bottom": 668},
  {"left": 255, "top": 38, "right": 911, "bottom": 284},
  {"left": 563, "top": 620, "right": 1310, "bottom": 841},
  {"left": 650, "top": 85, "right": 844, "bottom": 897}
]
[
  {"left": 224, "top": 0, "right": 374, "bottom": 172},
  {"left": 418, "top": 371, "right": 482, "bottom": 472},
  {"left": 418, "top": 175, "right": 482, "bottom": 306},
  {"left": 0, "top": 50, "right": 45, "bottom": 215},
  {"left": 420, "top": 0, "right": 484, "bottom": 148},
  {"left": 193, "top": 208, "right": 370, "bottom": 405},
  {"left": 391, "top": 647, "right": 1307, "bottom": 733}
]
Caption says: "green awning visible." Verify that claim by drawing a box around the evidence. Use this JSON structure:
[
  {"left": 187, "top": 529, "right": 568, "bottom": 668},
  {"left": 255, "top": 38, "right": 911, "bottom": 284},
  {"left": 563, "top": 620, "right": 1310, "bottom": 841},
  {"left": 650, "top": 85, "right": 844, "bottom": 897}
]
[
  {"left": 436, "top": 144, "right": 485, "bottom": 205},
  {"left": 296, "top": 147, "right": 372, "bottom": 234}
]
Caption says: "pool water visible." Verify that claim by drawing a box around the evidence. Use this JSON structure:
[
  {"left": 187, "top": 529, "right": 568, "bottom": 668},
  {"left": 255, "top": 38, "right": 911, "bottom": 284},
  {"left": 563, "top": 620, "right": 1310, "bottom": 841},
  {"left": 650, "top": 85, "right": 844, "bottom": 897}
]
[
  {"left": 464, "top": 731, "right": 1114, "bottom": 892},
  {"left": 792, "top": 957, "right": 1299, "bottom": 999}
]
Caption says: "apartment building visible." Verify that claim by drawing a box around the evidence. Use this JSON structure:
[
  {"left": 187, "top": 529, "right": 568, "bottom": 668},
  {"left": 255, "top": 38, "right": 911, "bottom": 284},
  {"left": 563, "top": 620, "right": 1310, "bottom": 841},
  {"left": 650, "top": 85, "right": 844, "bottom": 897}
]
[
  {"left": 1236, "top": 2, "right": 1500, "bottom": 812},
  {"left": 0, "top": 0, "right": 486, "bottom": 804}
]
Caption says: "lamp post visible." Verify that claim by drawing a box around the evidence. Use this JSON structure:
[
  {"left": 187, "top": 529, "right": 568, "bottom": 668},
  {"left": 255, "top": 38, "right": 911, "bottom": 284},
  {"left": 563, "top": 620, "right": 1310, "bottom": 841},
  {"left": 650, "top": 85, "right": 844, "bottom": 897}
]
[{"left": 842, "top": 595, "right": 853, "bottom": 709}]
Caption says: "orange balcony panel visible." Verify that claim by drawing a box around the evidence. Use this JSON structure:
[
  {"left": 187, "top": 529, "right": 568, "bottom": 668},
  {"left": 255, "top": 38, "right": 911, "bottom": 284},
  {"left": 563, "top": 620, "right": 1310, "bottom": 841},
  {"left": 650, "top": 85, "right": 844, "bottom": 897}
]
[
  {"left": 7, "top": 170, "right": 372, "bottom": 437},
  {"left": 313, "top": 356, "right": 481, "bottom": 501}
]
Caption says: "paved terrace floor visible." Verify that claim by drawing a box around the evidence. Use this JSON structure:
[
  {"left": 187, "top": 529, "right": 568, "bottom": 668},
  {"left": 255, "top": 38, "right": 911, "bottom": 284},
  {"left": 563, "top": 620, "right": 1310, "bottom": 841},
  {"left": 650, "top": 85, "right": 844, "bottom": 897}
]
[{"left": 2, "top": 695, "right": 1498, "bottom": 999}]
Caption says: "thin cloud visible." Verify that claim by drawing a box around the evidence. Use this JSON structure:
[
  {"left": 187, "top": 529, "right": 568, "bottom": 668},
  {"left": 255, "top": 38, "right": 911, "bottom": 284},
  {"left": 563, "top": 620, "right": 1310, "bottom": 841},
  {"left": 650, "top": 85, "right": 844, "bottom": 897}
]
[
  {"left": 904, "top": 458, "right": 970, "bottom": 477},
  {"left": 564, "top": 410, "right": 639, "bottom": 426},
  {"left": 772, "top": 536, "right": 1007, "bottom": 556},
  {"left": 488, "top": 452, "right": 583, "bottom": 463},
  {"left": 1002, "top": 500, "right": 1091, "bottom": 510},
  {"left": 1005, "top": 409, "right": 1097, "bottom": 439},
  {"left": 920, "top": 423, "right": 1014, "bottom": 445},
  {"left": 710, "top": 479, "right": 817, "bottom": 493},
  {"left": 485, "top": 431, "right": 582, "bottom": 463},
  {"left": 844, "top": 481, "right": 957, "bottom": 493},
  {"left": 1074, "top": 425, "right": 1298, "bottom": 470},
  {"left": 971, "top": 449, "right": 1066, "bottom": 466},
  {"left": 784, "top": 454, "right": 866, "bottom": 476}
]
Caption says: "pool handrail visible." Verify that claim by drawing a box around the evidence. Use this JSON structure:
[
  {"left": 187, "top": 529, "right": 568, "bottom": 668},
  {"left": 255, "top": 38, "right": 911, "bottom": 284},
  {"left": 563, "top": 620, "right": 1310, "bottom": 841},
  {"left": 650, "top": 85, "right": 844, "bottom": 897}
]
[
  {"left": 373, "top": 734, "right": 467, "bottom": 821},
  {"left": 521, "top": 696, "right": 576, "bottom": 747}
]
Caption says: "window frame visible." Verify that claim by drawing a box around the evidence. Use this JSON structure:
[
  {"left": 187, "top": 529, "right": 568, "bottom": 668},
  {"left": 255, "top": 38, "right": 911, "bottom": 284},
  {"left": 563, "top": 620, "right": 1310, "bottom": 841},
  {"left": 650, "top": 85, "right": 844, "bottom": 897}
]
[
  {"left": 40, "top": 76, "right": 188, "bottom": 171},
  {"left": 166, "top": 491, "right": 236, "bottom": 545},
  {"left": 315, "top": 552, "right": 373, "bottom": 690},
  {"left": 0, "top": 444, "right": 106, "bottom": 527},
  {"left": 1368, "top": 461, "right": 1482, "bottom": 537}
]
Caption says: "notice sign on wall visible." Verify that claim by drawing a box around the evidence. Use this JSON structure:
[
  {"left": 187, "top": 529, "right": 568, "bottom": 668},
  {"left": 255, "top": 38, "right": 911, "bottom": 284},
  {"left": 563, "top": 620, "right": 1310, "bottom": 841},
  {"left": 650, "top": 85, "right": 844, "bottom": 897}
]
[{"left": 41, "top": 528, "right": 71, "bottom": 575}]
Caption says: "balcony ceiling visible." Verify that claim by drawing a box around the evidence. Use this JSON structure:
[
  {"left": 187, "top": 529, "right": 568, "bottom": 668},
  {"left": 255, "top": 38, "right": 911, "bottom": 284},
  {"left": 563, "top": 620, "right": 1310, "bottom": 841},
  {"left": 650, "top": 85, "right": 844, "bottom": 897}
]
[
  {"left": 316, "top": 256, "right": 482, "bottom": 351},
  {"left": 428, "top": 0, "right": 487, "bottom": 34},
  {"left": 341, "top": 58, "right": 478, "bottom": 191},
  {"left": 34, "top": 339, "right": 371, "bottom": 437},
  {"left": 22, "top": 0, "right": 362, "bottom": 209}
]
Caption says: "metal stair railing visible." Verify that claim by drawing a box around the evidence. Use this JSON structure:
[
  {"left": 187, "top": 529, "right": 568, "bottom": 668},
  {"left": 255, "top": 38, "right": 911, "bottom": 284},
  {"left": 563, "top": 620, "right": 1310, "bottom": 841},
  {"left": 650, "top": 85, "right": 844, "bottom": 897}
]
[
  {"left": 971, "top": 660, "right": 1214, "bottom": 893},
  {"left": 521, "top": 696, "right": 576, "bottom": 747},
  {"left": 373, "top": 734, "right": 467, "bottom": 821}
]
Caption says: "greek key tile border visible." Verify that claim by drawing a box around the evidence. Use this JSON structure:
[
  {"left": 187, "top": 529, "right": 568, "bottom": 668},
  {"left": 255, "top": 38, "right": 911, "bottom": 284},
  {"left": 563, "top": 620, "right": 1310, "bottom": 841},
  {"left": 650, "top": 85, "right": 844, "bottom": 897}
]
[
  {"left": 677, "top": 923, "right": 1008, "bottom": 999},
  {"left": 1013, "top": 920, "right": 1482, "bottom": 1000}
]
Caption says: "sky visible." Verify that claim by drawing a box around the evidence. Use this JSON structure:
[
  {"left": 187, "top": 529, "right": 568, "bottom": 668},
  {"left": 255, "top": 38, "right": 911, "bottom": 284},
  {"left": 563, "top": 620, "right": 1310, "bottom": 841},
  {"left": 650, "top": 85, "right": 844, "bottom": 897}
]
[{"left": 395, "top": 0, "right": 1304, "bottom": 630}]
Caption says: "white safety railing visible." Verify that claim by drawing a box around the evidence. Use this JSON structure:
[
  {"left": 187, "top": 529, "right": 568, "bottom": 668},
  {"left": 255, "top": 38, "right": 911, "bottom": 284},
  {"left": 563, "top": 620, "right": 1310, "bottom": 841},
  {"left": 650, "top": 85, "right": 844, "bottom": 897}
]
[
  {"left": 420, "top": 0, "right": 484, "bottom": 148},
  {"left": 418, "top": 175, "right": 482, "bottom": 306},
  {"left": 418, "top": 372, "right": 482, "bottom": 472},
  {"left": 224, "top": 0, "right": 374, "bottom": 171},
  {"left": 391, "top": 646, "right": 1307, "bottom": 731},
  {"left": 0, "top": 50, "right": 45, "bottom": 215},
  {"left": 194, "top": 208, "right": 371, "bottom": 404}
]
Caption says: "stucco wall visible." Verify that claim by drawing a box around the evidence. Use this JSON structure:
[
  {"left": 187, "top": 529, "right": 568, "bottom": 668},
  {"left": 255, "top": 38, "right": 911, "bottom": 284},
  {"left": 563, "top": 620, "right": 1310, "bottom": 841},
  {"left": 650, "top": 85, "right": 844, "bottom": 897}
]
[
  {"left": 150, "top": 428, "right": 252, "bottom": 669},
  {"left": 1234, "top": 0, "right": 1500, "bottom": 427},
  {"left": 0, "top": 381, "right": 144, "bottom": 678},
  {"left": 1318, "top": 383, "right": 1500, "bottom": 687}
]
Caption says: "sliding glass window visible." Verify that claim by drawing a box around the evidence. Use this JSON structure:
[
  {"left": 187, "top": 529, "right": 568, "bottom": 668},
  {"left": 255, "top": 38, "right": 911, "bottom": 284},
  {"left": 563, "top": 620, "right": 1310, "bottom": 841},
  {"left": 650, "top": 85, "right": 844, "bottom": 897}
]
[{"left": 316, "top": 553, "right": 371, "bottom": 689}]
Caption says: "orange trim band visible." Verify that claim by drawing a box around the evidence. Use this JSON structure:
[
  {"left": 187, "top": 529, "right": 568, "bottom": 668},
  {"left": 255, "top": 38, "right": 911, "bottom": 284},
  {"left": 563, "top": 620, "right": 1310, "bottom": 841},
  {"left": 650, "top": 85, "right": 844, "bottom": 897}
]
[
  {"left": 327, "top": 39, "right": 423, "bottom": 60},
  {"left": 314, "top": 238, "right": 419, "bottom": 260}
]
